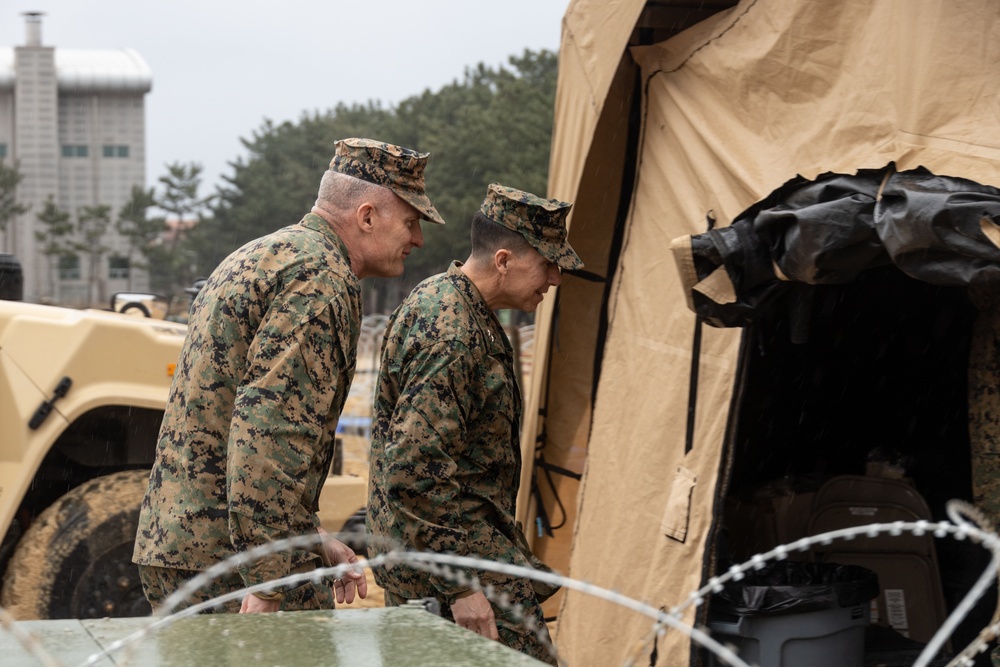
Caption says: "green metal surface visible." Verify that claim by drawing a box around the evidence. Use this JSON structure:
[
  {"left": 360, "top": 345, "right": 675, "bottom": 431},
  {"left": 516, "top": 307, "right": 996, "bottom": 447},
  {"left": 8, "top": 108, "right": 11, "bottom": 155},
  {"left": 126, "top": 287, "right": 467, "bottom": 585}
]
[{"left": 2, "top": 606, "right": 548, "bottom": 666}]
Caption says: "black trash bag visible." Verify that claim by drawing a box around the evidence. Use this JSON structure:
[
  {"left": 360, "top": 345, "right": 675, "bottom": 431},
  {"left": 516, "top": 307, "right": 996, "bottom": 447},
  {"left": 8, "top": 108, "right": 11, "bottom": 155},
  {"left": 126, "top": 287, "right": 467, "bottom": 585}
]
[{"left": 712, "top": 561, "right": 879, "bottom": 617}]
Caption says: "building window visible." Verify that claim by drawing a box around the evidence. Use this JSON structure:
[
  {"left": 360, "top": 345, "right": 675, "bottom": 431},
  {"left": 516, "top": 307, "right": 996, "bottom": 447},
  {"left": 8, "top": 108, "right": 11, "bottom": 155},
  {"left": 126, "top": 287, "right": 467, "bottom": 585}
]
[
  {"left": 58, "top": 255, "right": 81, "bottom": 280},
  {"left": 102, "top": 145, "right": 130, "bottom": 158},
  {"left": 61, "top": 145, "right": 89, "bottom": 158},
  {"left": 108, "top": 256, "right": 130, "bottom": 279},
  {"left": 0, "top": 144, "right": 7, "bottom": 158}
]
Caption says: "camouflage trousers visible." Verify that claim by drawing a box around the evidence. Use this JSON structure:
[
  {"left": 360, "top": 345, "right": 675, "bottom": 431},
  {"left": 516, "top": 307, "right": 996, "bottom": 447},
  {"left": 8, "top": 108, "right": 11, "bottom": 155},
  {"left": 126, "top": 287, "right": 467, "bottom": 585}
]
[
  {"left": 137, "top": 564, "right": 336, "bottom": 614},
  {"left": 383, "top": 587, "right": 557, "bottom": 665}
]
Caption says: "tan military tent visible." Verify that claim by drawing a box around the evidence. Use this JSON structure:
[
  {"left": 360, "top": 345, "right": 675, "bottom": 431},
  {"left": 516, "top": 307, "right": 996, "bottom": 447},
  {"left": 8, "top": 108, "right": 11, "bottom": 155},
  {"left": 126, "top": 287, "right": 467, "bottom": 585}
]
[{"left": 516, "top": 0, "right": 1000, "bottom": 664}]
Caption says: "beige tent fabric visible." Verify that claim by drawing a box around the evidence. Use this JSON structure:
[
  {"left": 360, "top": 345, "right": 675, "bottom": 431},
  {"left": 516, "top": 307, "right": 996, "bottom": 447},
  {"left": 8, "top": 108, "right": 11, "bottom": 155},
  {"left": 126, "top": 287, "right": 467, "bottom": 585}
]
[
  {"left": 516, "top": 0, "right": 646, "bottom": 618},
  {"left": 518, "top": 0, "right": 647, "bottom": 518},
  {"left": 545, "top": 0, "right": 649, "bottom": 205},
  {"left": 631, "top": 0, "right": 1000, "bottom": 196},
  {"left": 546, "top": 0, "right": 1000, "bottom": 665},
  {"left": 516, "top": 60, "right": 638, "bottom": 619}
]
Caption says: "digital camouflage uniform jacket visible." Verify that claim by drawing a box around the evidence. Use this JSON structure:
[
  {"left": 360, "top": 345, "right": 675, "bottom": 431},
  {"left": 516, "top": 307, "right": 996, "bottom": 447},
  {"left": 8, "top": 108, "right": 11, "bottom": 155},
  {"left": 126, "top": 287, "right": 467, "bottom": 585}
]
[
  {"left": 367, "top": 262, "right": 551, "bottom": 602},
  {"left": 133, "top": 213, "right": 361, "bottom": 588}
]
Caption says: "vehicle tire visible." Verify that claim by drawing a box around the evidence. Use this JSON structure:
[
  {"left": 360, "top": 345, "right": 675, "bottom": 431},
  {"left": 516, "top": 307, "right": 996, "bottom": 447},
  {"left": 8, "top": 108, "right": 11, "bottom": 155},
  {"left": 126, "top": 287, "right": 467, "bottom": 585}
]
[
  {"left": 338, "top": 508, "right": 368, "bottom": 558},
  {"left": 0, "top": 469, "right": 152, "bottom": 620},
  {"left": 118, "top": 302, "right": 150, "bottom": 317}
]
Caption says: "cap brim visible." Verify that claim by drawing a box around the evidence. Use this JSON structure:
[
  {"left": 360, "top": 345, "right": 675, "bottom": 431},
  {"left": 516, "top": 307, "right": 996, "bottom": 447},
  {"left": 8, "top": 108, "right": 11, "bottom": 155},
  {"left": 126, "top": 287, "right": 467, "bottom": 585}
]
[
  {"left": 535, "top": 239, "right": 584, "bottom": 271},
  {"left": 397, "top": 191, "right": 445, "bottom": 225}
]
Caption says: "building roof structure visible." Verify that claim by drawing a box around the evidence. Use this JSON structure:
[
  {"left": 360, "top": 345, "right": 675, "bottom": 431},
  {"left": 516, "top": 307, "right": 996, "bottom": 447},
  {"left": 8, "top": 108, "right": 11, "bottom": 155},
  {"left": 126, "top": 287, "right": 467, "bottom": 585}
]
[{"left": 0, "top": 47, "right": 152, "bottom": 91}]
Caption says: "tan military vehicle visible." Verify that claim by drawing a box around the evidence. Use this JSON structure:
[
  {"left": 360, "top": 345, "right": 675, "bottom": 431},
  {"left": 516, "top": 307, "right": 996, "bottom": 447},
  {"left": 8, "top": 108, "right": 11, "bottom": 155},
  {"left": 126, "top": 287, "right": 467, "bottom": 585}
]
[{"left": 0, "top": 281, "right": 368, "bottom": 621}]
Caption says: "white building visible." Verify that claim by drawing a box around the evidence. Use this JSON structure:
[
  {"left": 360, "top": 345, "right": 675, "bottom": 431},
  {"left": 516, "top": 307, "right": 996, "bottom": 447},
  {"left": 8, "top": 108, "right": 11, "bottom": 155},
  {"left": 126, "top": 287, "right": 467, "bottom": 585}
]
[{"left": 0, "top": 12, "right": 152, "bottom": 304}]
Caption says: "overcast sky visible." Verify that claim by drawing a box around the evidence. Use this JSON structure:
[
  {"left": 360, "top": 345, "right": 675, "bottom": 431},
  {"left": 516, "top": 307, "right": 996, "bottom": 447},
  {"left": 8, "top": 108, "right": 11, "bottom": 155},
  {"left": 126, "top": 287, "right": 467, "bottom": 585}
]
[{"left": 1, "top": 1, "right": 569, "bottom": 193}]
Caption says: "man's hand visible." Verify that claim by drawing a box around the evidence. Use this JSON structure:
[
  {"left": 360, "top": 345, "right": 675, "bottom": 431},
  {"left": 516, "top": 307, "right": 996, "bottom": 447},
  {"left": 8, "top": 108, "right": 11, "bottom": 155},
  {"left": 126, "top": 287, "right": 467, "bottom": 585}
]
[
  {"left": 318, "top": 527, "right": 368, "bottom": 604},
  {"left": 451, "top": 590, "right": 499, "bottom": 641},
  {"left": 240, "top": 593, "right": 281, "bottom": 614}
]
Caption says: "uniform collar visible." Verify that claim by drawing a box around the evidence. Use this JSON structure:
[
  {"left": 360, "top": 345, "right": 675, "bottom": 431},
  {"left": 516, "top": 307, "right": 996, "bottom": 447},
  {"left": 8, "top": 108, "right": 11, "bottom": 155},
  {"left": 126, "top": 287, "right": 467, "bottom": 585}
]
[
  {"left": 300, "top": 212, "right": 352, "bottom": 262},
  {"left": 447, "top": 261, "right": 509, "bottom": 353}
]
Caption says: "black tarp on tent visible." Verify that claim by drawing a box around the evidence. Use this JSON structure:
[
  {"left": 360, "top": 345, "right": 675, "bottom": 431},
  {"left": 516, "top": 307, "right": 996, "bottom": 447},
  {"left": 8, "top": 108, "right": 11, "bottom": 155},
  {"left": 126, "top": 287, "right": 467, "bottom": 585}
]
[{"left": 677, "top": 166, "right": 1000, "bottom": 331}]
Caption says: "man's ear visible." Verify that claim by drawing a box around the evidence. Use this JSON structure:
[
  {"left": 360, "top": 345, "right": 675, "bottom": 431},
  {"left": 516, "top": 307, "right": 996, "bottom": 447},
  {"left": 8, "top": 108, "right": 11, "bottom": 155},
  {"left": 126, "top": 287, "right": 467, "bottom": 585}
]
[
  {"left": 356, "top": 202, "right": 375, "bottom": 232},
  {"left": 494, "top": 248, "right": 511, "bottom": 275}
]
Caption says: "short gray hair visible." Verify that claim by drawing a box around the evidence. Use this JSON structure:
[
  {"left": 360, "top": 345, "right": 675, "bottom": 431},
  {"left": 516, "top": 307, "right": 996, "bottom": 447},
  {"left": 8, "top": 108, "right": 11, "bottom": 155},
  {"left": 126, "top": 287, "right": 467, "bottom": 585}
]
[{"left": 315, "top": 170, "right": 394, "bottom": 213}]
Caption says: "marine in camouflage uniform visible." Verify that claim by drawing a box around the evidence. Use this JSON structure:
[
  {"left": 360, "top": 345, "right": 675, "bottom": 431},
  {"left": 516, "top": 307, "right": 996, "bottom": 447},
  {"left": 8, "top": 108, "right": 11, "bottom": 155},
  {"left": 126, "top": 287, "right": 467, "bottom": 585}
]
[
  {"left": 966, "top": 284, "right": 1000, "bottom": 667},
  {"left": 367, "top": 184, "right": 583, "bottom": 663},
  {"left": 133, "top": 138, "right": 443, "bottom": 613}
]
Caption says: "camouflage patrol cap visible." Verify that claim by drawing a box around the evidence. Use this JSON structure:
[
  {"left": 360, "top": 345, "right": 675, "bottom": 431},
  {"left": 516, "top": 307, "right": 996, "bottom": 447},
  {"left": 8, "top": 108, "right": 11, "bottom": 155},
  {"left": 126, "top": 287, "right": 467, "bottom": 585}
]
[
  {"left": 330, "top": 138, "right": 445, "bottom": 225},
  {"left": 480, "top": 183, "right": 583, "bottom": 270}
]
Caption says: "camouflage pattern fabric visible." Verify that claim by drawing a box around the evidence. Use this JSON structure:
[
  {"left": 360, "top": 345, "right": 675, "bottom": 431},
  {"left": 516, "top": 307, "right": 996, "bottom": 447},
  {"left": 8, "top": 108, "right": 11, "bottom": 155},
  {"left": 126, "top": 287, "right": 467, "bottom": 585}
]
[
  {"left": 480, "top": 183, "right": 582, "bottom": 270},
  {"left": 138, "top": 563, "right": 337, "bottom": 614},
  {"left": 969, "top": 286, "right": 1000, "bottom": 666},
  {"left": 134, "top": 212, "right": 362, "bottom": 594},
  {"left": 330, "top": 138, "right": 445, "bottom": 225},
  {"left": 367, "top": 261, "right": 558, "bottom": 662},
  {"left": 969, "top": 284, "right": 1000, "bottom": 530}
]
